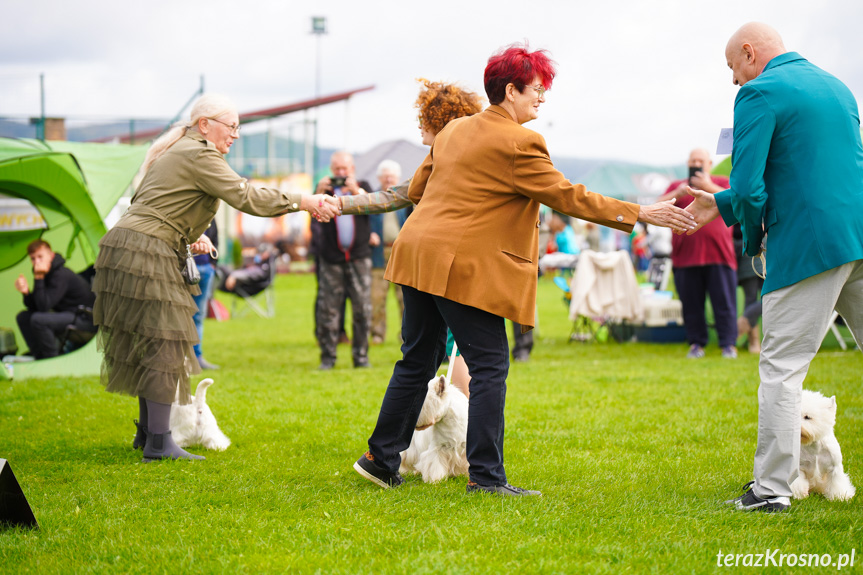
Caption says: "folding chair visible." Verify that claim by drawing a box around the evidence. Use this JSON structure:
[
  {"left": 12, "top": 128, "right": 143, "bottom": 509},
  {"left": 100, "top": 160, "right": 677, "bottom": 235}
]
[
  {"left": 567, "top": 250, "right": 644, "bottom": 343},
  {"left": 823, "top": 310, "right": 859, "bottom": 351},
  {"left": 220, "top": 255, "right": 277, "bottom": 319},
  {"left": 646, "top": 256, "right": 672, "bottom": 291}
]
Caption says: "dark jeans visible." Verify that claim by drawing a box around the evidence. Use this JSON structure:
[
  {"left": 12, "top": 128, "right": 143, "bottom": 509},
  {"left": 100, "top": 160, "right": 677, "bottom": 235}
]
[
  {"left": 192, "top": 262, "right": 215, "bottom": 358},
  {"left": 367, "top": 285, "right": 510, "bottom": 485},
  {"left": 16, "top": 310, "right": 76, "bottom": 359},
  {"left": 673, "top": 264, "right": 738, "bottom": 348}
]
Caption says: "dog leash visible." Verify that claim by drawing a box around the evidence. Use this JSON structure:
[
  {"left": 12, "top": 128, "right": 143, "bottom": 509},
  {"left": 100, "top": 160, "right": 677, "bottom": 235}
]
[{"left": 445, "top": 340, "right": 458, "bottom": 383}]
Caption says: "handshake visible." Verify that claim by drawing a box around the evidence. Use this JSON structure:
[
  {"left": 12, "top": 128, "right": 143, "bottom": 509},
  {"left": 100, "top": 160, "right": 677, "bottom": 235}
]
[{"left": 302, "top": 194, "right": 342, "bottom": 223}]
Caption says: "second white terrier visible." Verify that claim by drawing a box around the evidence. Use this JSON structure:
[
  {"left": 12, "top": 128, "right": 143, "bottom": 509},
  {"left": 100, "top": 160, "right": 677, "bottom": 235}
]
[
  {"left": 170, "top": 378, "right": 231, "bottom": 451},
  {"left": 791, "top": 389, "right": 855, "bottom": 501},
  {"left": 400, "top": 375, "right": 469, "bottom": 483}
]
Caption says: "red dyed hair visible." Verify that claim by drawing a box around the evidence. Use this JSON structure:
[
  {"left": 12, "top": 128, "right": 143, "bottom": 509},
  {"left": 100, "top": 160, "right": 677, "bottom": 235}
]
[{"left": 483, "top": 42, "right": 557, "bottom": 105}]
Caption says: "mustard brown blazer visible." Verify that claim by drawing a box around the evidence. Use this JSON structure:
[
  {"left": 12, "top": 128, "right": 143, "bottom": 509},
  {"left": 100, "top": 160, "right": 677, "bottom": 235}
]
[{"left": 384, "top": 105, "right": 640, "bottom": 330}]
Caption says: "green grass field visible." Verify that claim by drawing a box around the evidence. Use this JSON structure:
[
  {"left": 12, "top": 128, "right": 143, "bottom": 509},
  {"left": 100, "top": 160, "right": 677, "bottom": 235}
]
[{"left": 1, "top": 273, "right": 861, "bottom": 574}]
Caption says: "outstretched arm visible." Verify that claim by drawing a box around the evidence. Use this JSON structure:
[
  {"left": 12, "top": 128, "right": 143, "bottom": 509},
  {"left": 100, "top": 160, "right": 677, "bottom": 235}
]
[
  {"left": 680, "top": 187, "right": 720, "bottom": 235},
  {"left": 637, "top": 198, "right": 697, "bottom": 234},
  {"left": 339, "top": 180, "right": 413, "bottom": 215}
]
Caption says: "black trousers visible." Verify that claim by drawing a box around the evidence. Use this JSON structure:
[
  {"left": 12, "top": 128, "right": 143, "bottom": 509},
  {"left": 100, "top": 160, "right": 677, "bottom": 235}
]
[
  {"left": 366, "top": 285, "right": 510, "bottom": 485},
  {"left": 16, "top": 310, "right": 75, "bottom": 359},
  {"left": 673, "top": 264, "right": 738, "bottom": 348}
]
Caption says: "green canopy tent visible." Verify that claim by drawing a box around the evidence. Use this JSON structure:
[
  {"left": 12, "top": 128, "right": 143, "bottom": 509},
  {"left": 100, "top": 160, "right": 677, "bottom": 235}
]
[{"left": 0, "top": 138, "right": 147, "bottom": 380}]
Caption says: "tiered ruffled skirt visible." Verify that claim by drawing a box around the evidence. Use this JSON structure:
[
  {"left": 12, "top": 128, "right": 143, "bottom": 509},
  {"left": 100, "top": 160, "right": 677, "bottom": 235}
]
[{"left": 93, "top": 228, "right": 201, "bottom": 405}]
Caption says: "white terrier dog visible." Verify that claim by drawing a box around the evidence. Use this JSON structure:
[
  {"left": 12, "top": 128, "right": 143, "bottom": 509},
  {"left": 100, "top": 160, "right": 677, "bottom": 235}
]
[
  {"left": 400, "top": 374, "right": 469, "bottom": 483},
  {"left": 170, "top": 378, "right": 231, "bottom": 451},
  {"left": 791, "top": 390, "right": 855, "bottom": 501}
]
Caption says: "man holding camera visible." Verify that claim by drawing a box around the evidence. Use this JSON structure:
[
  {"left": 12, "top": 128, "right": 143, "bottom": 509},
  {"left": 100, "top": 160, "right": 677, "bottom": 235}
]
[
  {"left": 655, "top": 148, "right": 737, "bottom": 359},
  {"left": 313, "top": 151, "right": 373, "bottom": 370}
]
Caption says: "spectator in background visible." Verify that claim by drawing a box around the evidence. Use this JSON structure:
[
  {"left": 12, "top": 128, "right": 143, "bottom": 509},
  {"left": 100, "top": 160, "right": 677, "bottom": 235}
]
[
  {"left": 538, "top": 211, "right": 581, "bottom": 272},
  {"left": 368, "top": 160, "right": 410, "bottom": 344},
  {"left": 192, "top": 220, "right": 219, "bottom": 370},
  {"left": 218, "top": 243, "right": 275, "bottom": 297},
  {"left": 733, "top": 223, "right": 763, "bottom": 354},
  {"left": 314, "top": 151, "right": 374, "bottom": 370},
  {"left": 630, "top": 223, "right": 651, "bottom": 272},
  {"left": 656, "top": 148, "right": 737, "bottom": 359},
  {"left": 15, "top": 239, "right": 95, "bottom": 359}
]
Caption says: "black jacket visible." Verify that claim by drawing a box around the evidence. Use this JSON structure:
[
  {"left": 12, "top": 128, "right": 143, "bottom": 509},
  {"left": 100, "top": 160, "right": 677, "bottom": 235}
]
[
  {"left": 23, "top": 253, "right": 95, "bottom": 313},
  {"left": 317, "top": 180, "right": 373, "bottom": 264}
]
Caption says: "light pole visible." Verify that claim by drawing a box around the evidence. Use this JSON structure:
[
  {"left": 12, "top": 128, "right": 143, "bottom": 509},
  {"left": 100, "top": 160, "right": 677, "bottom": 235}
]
[{"left": 310, "top": 16, "right": 327, "bottom": 178}]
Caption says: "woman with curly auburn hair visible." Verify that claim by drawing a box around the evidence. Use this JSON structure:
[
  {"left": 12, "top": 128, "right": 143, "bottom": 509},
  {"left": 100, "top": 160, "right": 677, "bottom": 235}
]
[
  {"left": 353, "top": 42, "right": 696, "bottom": 497},
  {"left": 339, "top": 78, "right": 483, "bottom": 215},
  {"left": 415, "top": 78, "right": 484, "bottom": 145}
]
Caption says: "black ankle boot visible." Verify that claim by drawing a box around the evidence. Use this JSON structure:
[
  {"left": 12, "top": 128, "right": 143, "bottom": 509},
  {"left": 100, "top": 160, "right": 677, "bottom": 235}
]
[
  {"left": 142, "top": 430, "right": 205, "bottom": 462},
  {"left": 133, "top": 420, "right": 148, "bottom": 450}
]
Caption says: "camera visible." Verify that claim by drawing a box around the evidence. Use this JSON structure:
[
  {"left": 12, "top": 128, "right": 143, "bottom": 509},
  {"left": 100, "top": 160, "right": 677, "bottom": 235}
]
[
  {"left": 688, "top": 166, "right": 701, "bottom": 185},
  {"left": 331, "top": 176, "right": 347, "bottom": 188}
]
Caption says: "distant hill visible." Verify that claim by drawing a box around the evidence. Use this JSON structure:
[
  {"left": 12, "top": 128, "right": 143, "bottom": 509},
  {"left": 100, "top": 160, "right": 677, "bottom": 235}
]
[
  {"left": 0, "top": 119, "right": 684, "bottom": 200},
  {"left": 0, "top": 118, "right": 170, "bottom": 142}
]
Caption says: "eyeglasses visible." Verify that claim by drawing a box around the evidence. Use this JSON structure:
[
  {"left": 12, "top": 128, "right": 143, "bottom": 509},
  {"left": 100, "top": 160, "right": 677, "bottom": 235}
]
[
  {"left": 530, "top": 84, "right": 548, "bottom": 97},
  {"left": 208, "top": 117, "right": 241, "bottom": 135}
]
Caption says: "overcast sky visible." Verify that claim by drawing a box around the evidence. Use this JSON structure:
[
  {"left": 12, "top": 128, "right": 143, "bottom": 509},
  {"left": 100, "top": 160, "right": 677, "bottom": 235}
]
[{"left": 2, "top": 0, "right": 861, "bottom": 165}]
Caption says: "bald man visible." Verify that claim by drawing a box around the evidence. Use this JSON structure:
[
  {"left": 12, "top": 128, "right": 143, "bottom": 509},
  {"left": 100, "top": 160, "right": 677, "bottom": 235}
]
[
  {"left": 656, "top": 149, "right": 737, "bottom": 359},
  {"left": 687, "top": 22, "right": 863, "bottom": 512}
]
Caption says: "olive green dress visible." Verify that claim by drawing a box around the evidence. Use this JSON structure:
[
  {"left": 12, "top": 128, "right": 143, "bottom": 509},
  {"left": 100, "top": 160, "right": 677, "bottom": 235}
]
[{"left": 93, "top": 131, "right": 304, "bottom": 405}]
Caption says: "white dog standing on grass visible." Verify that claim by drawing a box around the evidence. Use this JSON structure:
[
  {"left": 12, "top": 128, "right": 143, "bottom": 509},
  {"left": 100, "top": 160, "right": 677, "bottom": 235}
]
[
  {"left": 400, "top": 374, "right": 469, "bottom": 483},
  {"left": 791, "top": 390, "right": 855, "bottom": 501},
  {"left": 399, "top": 341, "right": 470, "bottom": 483},
  {"left": 170, "top": 378, "right": 231, "bottom": 451}
]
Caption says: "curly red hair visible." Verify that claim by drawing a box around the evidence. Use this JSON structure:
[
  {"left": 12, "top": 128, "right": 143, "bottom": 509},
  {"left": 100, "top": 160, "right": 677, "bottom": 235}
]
[
  {"left": 415, "top": 79, "right": 484, "bottom": 136},
  {"left": 484, "top": 42, "right": 557, "bottom": 105}
]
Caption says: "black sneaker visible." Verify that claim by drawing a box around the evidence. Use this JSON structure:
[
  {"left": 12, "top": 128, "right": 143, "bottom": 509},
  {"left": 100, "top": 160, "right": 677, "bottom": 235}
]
[
  {"left": 318, "top": 360, "right": 335, "bottom": 371},
  {"left": 466, "top": 482, "right": 542, "bottom": 496},
  {"left": 724, "top": 481, "right": 789, "bottom": 512},
  {"left": 353, "top": 452, "right": 404, "bottom": 489}
]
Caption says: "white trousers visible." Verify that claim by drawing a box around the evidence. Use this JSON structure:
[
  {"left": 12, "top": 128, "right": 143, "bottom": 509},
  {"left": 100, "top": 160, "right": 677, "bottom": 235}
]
[{"left": 754, "top": 259, "right": 863, "bottom": 498}]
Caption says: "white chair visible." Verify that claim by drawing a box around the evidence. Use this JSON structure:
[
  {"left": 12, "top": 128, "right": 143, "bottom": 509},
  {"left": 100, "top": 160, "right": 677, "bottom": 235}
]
[
  {"left": 568, "top": 250, "right": 643, "bottom": 342},
  {"left": 824, "top": 311, "right": 859, "bottom": 351}
]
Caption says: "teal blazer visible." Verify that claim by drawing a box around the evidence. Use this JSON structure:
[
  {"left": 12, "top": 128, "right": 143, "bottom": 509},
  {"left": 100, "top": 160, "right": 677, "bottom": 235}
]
[{"left": 715, "top": 52, "right": 863, "bottom": 294}]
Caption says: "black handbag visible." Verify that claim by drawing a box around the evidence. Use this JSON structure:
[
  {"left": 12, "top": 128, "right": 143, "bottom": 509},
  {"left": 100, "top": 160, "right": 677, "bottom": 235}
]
[{"left": 181, "top": 244, "right": 201, "bottom": 285}]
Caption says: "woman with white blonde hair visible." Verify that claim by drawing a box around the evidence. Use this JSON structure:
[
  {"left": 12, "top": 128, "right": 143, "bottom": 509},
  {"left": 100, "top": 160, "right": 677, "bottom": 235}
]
[{"left": 93, "top": 93, "right": 340, "bottom": 462}]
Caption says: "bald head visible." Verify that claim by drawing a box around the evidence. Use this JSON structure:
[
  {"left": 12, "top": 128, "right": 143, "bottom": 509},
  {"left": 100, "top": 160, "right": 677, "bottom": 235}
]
[
  {"left": 688, "top": 148, "right": 712, "bottom": 170},
  {"left": 725, "top": 22, "right": 787, "bottom": 86},
  {"left": 330, "top": 151, "right": 355, "bottom": 177}
]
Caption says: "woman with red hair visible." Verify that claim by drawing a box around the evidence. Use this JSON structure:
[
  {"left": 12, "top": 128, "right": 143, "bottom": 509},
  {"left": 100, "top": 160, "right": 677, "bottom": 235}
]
[{"left": 354, "top": 43, "right": 694, "bottom": 496}]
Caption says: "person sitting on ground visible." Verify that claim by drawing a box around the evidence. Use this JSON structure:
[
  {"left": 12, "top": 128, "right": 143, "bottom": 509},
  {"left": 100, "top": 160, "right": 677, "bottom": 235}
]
[{"left": 15, "top": 239, "right": 95, "bottom": 359}]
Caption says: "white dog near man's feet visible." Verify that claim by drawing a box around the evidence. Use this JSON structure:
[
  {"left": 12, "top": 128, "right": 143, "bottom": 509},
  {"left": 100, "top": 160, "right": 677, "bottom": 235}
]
[
  {"left": 400, "top": 375, "right": 468, "bottom": 483},
  {"left": 791, "top": 389, "right": 855, "bottom": 501},
  {"left": 170, "top": 378, "right": 231, "bottom": 451}
]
